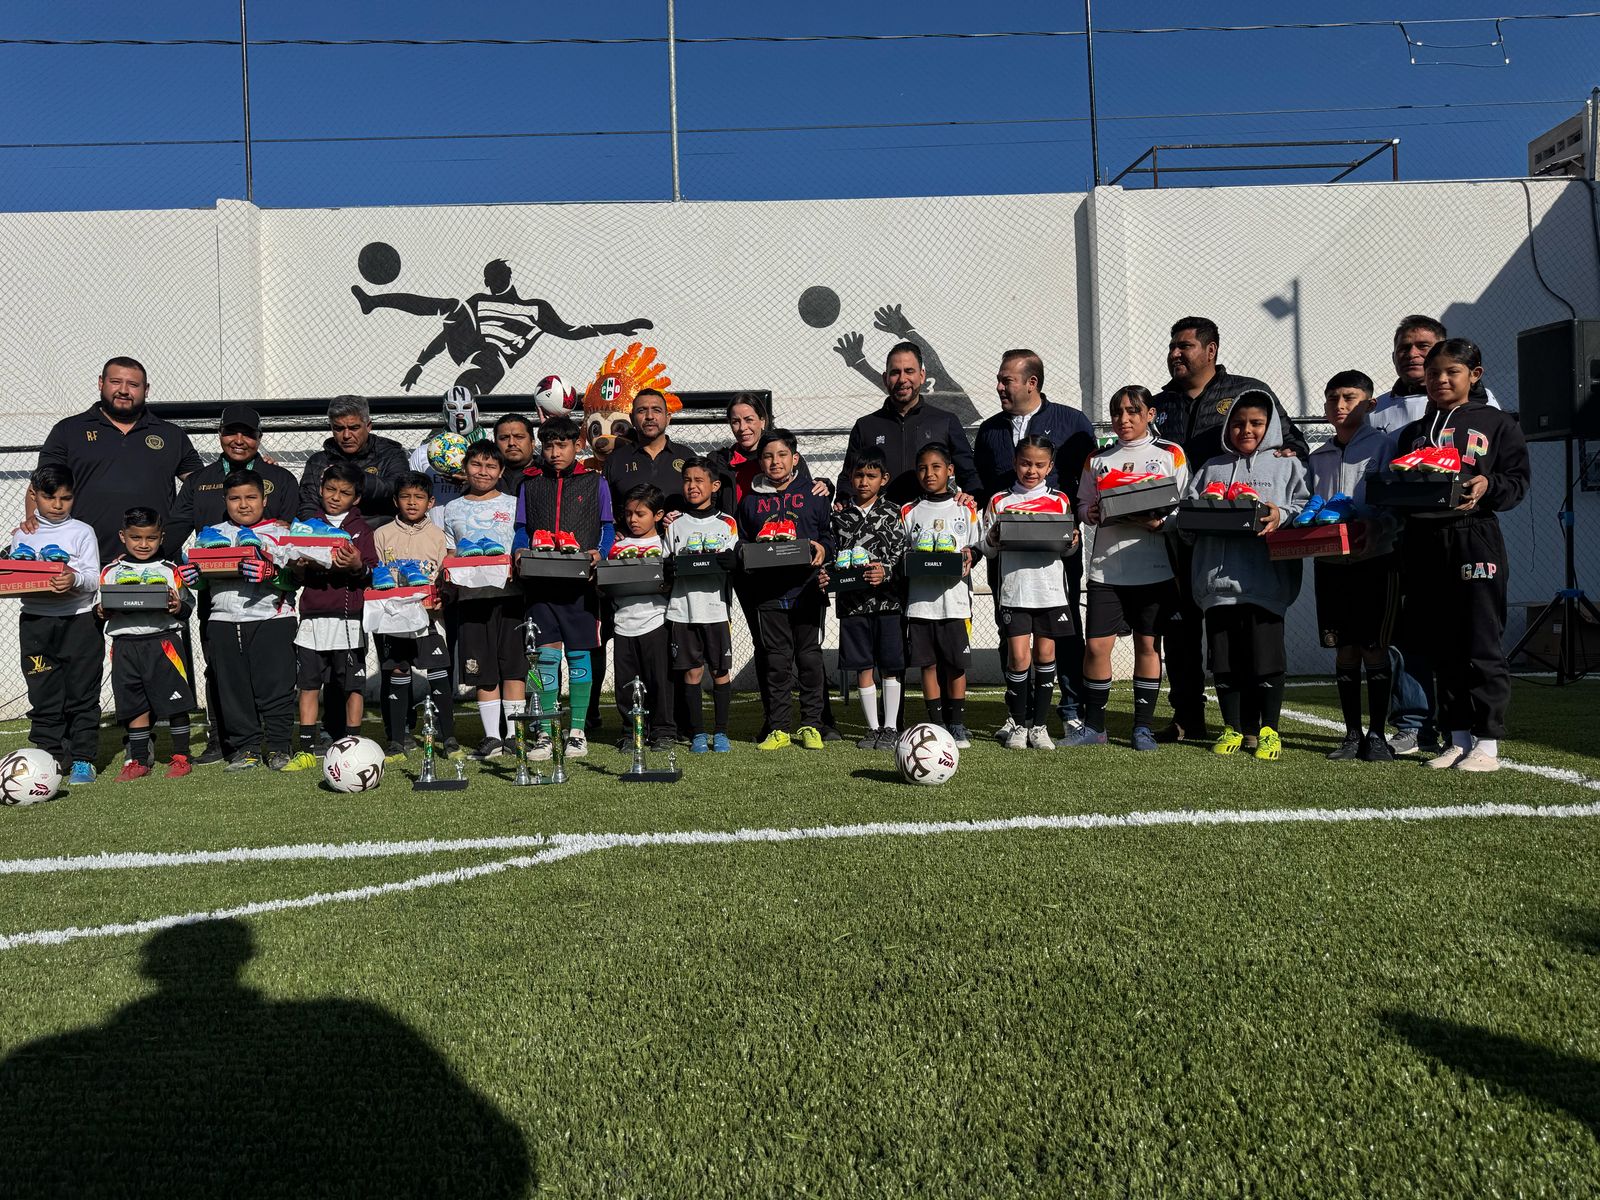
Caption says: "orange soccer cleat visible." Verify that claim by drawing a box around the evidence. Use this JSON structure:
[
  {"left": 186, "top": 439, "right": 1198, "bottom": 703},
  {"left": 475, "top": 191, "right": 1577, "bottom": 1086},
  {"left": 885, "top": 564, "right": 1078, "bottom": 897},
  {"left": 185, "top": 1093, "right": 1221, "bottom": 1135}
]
[
  {"left": 555, "top": 531, "right": 581, "bottom": 554},
  {"left": 1418, "top": 445, "right": 1461, "bottom": 474},
  {"left": 1200, "top": 481, "right": 1229, "bottom": 499},
  {"left": 1097, "top": 468, "right": 1162, "bottom": 491},
  {"left": 530, "top": 529, "right": 556, "bottom": 552},
  {"left": 1224, "top": 482, "right": 1260, "bottom": 502}
]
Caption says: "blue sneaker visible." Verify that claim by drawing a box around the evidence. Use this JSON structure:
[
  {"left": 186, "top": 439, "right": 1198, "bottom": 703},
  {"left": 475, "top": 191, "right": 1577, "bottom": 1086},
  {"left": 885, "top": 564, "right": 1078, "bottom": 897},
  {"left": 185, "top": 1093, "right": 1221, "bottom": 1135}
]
[
  {"left": 455, "top": 538, "right": 483, "bottom": 558},
  {"left": 1316, "top": 493, "right": 1352, "bottom": 525},
  {"left": 68, "top": 760, "right": 96, "bottom": 785},
  {"left": 195, "top": 526, "right": 231, "bottom": 549},
  {"left": 7, "top": 544, "right": 36, "bottom": 561},
  {"left": 39, "top": 544, "right": 72, "bottom": 564},
  {"left": 711, "top": 732, "right": 732, "bottom": 753},
  {"left": 235, "top": 526, "right": 263, "bottom": 548},
  {"left": 1057, "top": 725, "right": 1108, "bottom": 748},
  {"left": 690, "top": 733, "right": 710, "bottom": 754},
  {"left": 1131, "top": 725, "right": 1159, "bottom": 752},
  {"left": 369, "top": 564, "right": 398, "bottom": 590},
  {"left": 1292, "top": 495, "right": 1326, "bottom": 528},
  {"left": 477, "top": 540, "right": 507, "bottom": 557},
  {"left": 396, "top": 559, "right": 431, "bottom": 586}
]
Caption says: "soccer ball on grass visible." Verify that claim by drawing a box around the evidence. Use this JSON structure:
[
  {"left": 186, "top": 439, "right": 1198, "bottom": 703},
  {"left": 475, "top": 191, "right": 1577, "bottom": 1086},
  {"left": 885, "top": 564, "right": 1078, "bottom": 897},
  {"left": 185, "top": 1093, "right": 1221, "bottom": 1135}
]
[
  {"left": 896, "top": 723, "right": 959, "bottom": 786},
  {"left": 0, "top": 748, "right": 62, "bottom": 805},
  {"left": 323, "top": 736, "right": 386, "bottom": 793}
]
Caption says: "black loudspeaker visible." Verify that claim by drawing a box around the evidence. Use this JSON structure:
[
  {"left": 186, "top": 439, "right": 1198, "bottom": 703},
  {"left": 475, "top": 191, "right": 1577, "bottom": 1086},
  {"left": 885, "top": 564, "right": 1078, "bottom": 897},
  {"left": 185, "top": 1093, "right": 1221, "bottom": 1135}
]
[{"left": 1516, "top": 319, "right": 1600, "bottom": 442}]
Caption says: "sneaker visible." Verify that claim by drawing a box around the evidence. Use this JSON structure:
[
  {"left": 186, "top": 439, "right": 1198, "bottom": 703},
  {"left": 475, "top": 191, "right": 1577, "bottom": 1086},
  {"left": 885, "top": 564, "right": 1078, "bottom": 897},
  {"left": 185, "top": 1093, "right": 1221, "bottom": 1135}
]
[
  {"left": 1315, "top": 493, "right": 1352, "bottom": 525},
  {"left": 528, "top": 733, "right": 553, "bottom": 761},
  {"left": 385, "top": 741, "right": 409, "bottom": 762},
  {"left": 280, "top": 750, "right": 318, "bottom": 772},
  {"left": 1200, "top": 481, "right": 1228, "bottom": 500},
  {"left": 1027, "top": 725, "right": 1056, "bottom": 750},
  {"left": 114, "top": 759, "right": 151, "bottom": 783},
  {"left": 194, "top": 742, "right": 227, "bottom": 766},
  {"left": 641, "top": 543, "right": 663, "bottom": 558},
  {"left": 994, "top": 717, "right": 1020, "bottom": 745},
  {"left": 691, "top": 732, "right": 711, "bottom": 753},
  {"left": 1292, "top": 495, "right": 1327, "bottom": 527},
  {"left": 1212, "top": 727, "right": 1244, "bottom": 756},
  {"left": 934, "top": 532, "right": 958, "bottom": 553},
  {"left": 477, "top": 541, "right": 507, "bottom": 557},
  {"left": 39, "top": 544, "right": 72, "bottom": 564},
  {"left": 948, "top": 724, "right": 973, "bottom": 749},
  {"left": 685, "top": 532, "right": 707, "bottom": 554},
  {"left": 914, "top": 530, "right": 936, "bottom": 553},
  {"left": 1254, "top": 727, "right": 1282, "bottom": 761},
  {"left": 712, "top": 732, "right": 732, "bottom": 753},
  {"left": 455, "top": 537, "right": 483, "bottom": 558},
  {"left": 1426, "top": 745, "right": 1468, "bottom": 770},
  {"left": 835, "top": 548, "right": 853, "bottom": 570},
  {"left": 777, "top": 518, "right": 798, "bottom": 541},
  {"left": 164, "top": 754, "right": 192, "bottom": 778},
  {"left": 758, "top": 729, "right": 791, "bottom": 751},
  {"left": 195, "top": 526, "right": 232, "bottom": 549},
  {"left": 555, "top": 531, "right": 580, "bottom": 554},
  {"left": 1131, "top": 726, "right": 1158, "bottom": 752},
  {"left": 756, "top": 518, "right": 783, "bottom": 542},
  {"left": 874, "top": 726, "right": 899, "bottom": 751},
  {"left": 396, "top": 559, "right": 431, "bottom": 587},
  {"left": 855, "top": 729, "right": 881, "bottom": 749},
  {"left": 1059, "top": 725, "right": 1108, "bottom": 748},
  {"left": 1419, "top": 445, "right": 1462, "bottom": 474},
  {"left": 849, "top": 546, "right": 870, "bottom": 567},
  {"left": 6, "top": 544, "right": 36, "bottom": 561},
  {"left": 473, "top": 737, "right": 504, "bottom": 760},
  {"left": 1326, "top": 734, "right": 1362, "bottom": 761},
  {"left": 1390, "top": 449, "right": 1428, "bottom": 472},
  {"left": 1003, "top": 723, "right": 1029, "bottom": 750},
  {"left": 796, "top": 725, "right": 825, "bottom": 750},
  {"left": 1456, "top": 748, "right": 1500, "bottom": 772},
  {"left": 648, "top": 736, "right": 676, "bottom": 753},
  {"left": 1360, "top": 731, "right": 1396, "bottom": 762},
  {"left": 369, "top": 564, "right": 398, "bottom": 590},
  {"left": 266, "top": 751, "right": 293, "bottom": 771},
  {"left": 114, "top": 564, "right": 147, "bottom": 584},
  {"left": 441, "top": 737, "right": 463, "bottom": 759},
  {"left": 565, "top": 730, "right": 589, "bottom": 758},
  {"left": 1388, "top": 730, "right": 1421, "bottom": 756},
  {"left": 67, "top": 760, "right": 97, "bottom": 785}
]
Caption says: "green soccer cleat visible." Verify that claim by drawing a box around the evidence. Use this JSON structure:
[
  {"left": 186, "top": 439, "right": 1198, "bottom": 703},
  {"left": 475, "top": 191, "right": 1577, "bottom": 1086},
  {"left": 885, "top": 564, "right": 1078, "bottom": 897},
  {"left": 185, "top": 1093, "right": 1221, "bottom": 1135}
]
[
  {"left": 1254, "top": 727, "right": 1282, "bottom": 761},
  {"left": 1212, "top": 727, "right": 1244, "bottom": 756}
]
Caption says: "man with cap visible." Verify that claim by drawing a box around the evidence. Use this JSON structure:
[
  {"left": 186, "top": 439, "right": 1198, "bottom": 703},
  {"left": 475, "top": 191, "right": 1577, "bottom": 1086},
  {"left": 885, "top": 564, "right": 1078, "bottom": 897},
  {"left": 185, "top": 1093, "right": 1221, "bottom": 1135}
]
[{"left": 166, "top": 406, "right": 300, "bottom": 765}]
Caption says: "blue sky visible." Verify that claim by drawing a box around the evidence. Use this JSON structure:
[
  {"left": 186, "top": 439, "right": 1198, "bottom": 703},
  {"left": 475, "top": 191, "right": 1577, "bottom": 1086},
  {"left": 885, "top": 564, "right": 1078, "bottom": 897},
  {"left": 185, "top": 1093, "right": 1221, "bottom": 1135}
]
[{"left": 2, "top": 1, "right": 1598, "bottom": 211}]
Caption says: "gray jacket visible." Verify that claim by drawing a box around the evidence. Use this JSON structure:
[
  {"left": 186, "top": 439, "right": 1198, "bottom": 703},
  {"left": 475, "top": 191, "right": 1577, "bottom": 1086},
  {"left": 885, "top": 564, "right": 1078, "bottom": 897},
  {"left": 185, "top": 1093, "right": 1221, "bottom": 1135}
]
[
  {"left": 1305, "top": 421, "right": 1392, "bottom": 507},
  {"left": 1185, "top": 393, "right": 1311, "bottom": 617}
]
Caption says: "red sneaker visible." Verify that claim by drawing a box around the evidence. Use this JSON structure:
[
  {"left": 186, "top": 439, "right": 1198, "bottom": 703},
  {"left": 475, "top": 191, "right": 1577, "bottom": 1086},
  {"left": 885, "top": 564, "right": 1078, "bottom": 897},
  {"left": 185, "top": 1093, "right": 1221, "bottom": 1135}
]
[
  {"left": 1097, "top": 468, "right": 1161, "bottom": 492},
  {"left": 164, "top": 754, "right": 192, "bottom": 779},
  {"left": 1419, "top": 446, "right": 1461, "bottom": 473},
  {"left": 1390, "top": 449, "right": 1428, "bottom": 472},
  {"left": 114, "top": 759, "right": 152, "bottom": 783},
  {"left": 1200, "top": 481, "right": 1228, "bottom": 499},
  {"left": 555, "top": 531, "right": 581, "bottom": 554},
  {"left": 530, "top": 529, "right": 556, "bottom": 552},
  {"left": 1225, "top": 482, "right": 1261, "bottom": 502}
]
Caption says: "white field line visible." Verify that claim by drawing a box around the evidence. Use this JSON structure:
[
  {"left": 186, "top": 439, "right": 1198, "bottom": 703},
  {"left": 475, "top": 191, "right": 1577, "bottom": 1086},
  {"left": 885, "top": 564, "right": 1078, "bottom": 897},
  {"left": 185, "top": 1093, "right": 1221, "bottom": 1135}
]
[{"left": 6, "top": 798, "right": 1600, "bottom": 952}]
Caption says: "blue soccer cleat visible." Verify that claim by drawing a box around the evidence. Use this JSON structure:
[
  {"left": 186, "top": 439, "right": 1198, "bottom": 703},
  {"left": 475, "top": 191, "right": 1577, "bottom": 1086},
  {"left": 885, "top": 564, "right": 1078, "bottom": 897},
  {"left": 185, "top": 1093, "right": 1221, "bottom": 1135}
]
[
  {"left": 39, "top": 544, "right": 72, "bottom": 564},
  {"left": 396, "top": 559, "right": 431, "bottom": 587},
  {"left": 369, "top": 564, "right": 398, "bottom": 590},
  {"left": 7, "top": 544, "right": 36, "bottom": 561},
  {"left": 1316, "top": 493, "right": 1352, "bottom": 525},
  {"left": 195, "top": 526, "right": 231, "bottom": 549},
  {"left": 1292, "top": 495, "right": 1326, "bottom": 527},
  {"left": 711, "top": 732, "right": 732, "bottom": 753},
  {"left": 235, "top": 526, "right": 263, "bottom": 549},
  {"left": 477, "top": 540, "right": 507, "bottom": 557},
  {"left": 690, "top": 733, "right": 710, "bottom": 754},
  {"left": 68, "top": 760, "right": 97, "bottom": 786}
]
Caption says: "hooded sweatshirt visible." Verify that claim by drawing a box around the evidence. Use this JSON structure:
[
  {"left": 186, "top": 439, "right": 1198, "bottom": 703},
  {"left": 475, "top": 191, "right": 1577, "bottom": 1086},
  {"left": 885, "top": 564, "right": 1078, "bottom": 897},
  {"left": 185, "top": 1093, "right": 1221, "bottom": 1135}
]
[
  {"left": 735, "top": 471, "right": 834, "bottom": 608},
  {"left": 1185, "top": 393, "right": 1311, "bottom": 617},
  {"left": 1390, "top": 399, "right": 1530, "bottom": 525}
]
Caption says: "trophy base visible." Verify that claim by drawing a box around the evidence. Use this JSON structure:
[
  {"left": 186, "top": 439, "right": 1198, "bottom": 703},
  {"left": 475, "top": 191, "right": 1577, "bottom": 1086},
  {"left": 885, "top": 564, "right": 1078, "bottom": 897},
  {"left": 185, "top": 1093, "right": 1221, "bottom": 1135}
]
[
  {"left": 619, "top": 769, "right": 683, "bottom": 784},
  {"left": 412, "top": 779, "right": 469, "bottom": 792}
]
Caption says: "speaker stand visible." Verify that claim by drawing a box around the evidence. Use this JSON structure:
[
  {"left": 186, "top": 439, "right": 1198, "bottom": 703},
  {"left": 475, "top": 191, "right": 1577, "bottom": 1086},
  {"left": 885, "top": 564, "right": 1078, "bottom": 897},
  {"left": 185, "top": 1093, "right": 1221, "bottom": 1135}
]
[{"left": 1508, "top": 441, "right": 1600, "bottom": 683}]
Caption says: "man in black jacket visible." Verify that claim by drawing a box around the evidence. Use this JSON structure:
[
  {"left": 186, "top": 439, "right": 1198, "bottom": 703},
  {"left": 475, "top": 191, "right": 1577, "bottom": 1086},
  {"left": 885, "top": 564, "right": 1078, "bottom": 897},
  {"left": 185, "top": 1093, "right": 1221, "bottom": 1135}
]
[
  {"left": 836, "top": 342, "right": 977, "bottom": 506},
  {"left": 297, "top": 396, "right": 410, "bottom": 527}
]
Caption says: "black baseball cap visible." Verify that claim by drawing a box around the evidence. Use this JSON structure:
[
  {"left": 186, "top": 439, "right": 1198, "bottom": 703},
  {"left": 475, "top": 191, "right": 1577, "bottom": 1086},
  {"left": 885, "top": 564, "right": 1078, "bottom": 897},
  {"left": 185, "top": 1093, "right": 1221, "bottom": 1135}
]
[{"left": 219, "top": 405, "right": 262, "bottom": 434}]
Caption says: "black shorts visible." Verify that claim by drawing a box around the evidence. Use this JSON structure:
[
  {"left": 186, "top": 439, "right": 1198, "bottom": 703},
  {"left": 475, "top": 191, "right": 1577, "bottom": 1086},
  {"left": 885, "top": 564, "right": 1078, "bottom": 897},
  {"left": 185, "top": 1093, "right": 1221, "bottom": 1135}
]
[
  {"left": 1085, "top": 579, "right": 1179, "bottom": 639},
  {"left": 997, "top": 605, "right": 1077, "bottom": 642},
  {"left": 456, "top": 595, "right": 529, "bottom": 687},
  {"left": 669, "top": 620, "right": 734, "bottom": 675},
  {"left": 1314, "top": 557, "right": 1400, "bottom": 650},
  {"left": 295, "top": 643, "right": 370, "bottom": 692},
  {"left": 527, "top": 593, "right": 600, "bottom": 651},
  {"left": 905, "top": 617, "right": 970, "bottom": 671},
  {"left": 378, "top": 629, "right": 451, "bottom": 674},
  {"left": 838, "top": 612, "right": 906, "bottom": 674},
  {"left": 1204, "top": 605, "right": 1287, "bottom": 677},
  {"left": 111, "top": 633, "right": 196, "bottom": 721}
]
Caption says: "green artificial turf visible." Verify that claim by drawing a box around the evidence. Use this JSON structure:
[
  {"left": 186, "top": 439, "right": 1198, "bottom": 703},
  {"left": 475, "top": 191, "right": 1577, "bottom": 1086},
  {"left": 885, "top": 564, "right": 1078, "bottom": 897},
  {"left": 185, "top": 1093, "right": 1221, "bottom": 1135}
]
[{"left": 0, "top": 679, "right": 1596, "bottom": 1197}]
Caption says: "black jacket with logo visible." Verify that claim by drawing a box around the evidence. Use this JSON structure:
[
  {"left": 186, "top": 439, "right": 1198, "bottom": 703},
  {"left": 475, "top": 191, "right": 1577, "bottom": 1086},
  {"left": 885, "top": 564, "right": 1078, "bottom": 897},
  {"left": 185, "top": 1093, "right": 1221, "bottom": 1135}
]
[
  {"left": 163, "top": 455, "right": 300, "bottom": 558},
  {"left": 1152, "top": 366, "right": 1310, "bottom": 466},
  {"left": 1392, "top": 400, "right": 1530, "bottom": 524},
  {"left": 297, "top": 434, "right": 410, "bottom": 527},
  {"left": 837, "top": 397, "right": 977, "bottom": 506},
  {"left": 603, "top": 435, "right": 696, "bottom": 514}
]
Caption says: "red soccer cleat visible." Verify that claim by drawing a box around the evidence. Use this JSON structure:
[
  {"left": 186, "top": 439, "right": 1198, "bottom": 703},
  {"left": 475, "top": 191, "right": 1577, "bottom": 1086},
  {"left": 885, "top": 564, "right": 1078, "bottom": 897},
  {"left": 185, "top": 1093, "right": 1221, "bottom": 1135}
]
[
  {"left": 114, "top": 760, "right": 152, "bottom": 783},
  {"left": 1418, "top": 446, "right": 1461, "bottom": 474},
  {"left": 1390, "top": 449, "right": 1428, "bottom": 472},
  {"left": 531, "top": 529, "right": 556, "bottom": 552},
  {"left": 777, "top": 517, "right": 798, "bottom": 541},
  {"left": 164, "top": 754, "right": 192, "bottom": 779},
  {"left": 1225, "top": 482, "right": 1260, "bottom": 502},
  {"left": 1201, "top": 481, "right": 1228, "bottom": 499},
  {"left": 555, "top": 531, "right": 580, "bottom": 554},
  {"left": 756, "top": 517, "right": 785, "bottom": 542},
  {"left": 1097, "top": 468, "right": 1162, "bottom": 492}
]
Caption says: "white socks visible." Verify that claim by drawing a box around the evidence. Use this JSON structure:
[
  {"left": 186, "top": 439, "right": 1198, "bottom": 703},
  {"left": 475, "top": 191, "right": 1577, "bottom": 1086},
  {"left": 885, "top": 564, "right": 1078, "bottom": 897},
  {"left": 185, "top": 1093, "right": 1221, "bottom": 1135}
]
[
  {"left": 1475, "top": 737, "right": 1498, "bottom": 759},
  {"left": 858, "top": 684, "right": 880, "bottom": 730},
  {"left": 1450, "top": 730, "right": 1499, "bottom": 759},
  {"left": 479, "top": 699, "right": 504, "bottom": 741},
  {"left": 882, "top": 677, "right": 903, "bottom": 729}
]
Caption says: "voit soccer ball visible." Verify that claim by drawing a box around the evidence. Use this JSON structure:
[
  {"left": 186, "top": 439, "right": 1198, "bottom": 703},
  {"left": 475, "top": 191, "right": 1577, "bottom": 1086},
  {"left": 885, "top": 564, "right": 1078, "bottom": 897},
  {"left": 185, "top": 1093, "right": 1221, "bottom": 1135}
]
[
  {"left": 0, "top": 748, "right": 62, "bottom": 805},
  {"left": 426, "top": 431, "right": 471, "bottom": 476},
  {"left": 896, "top": 723, "right": 960, "bottom": 786},
  {"left": 323, "top": 736, "right": 386, "bottom": 793},
  {"left": 533, "top": 375, "right": 578, "bottom": 420}
]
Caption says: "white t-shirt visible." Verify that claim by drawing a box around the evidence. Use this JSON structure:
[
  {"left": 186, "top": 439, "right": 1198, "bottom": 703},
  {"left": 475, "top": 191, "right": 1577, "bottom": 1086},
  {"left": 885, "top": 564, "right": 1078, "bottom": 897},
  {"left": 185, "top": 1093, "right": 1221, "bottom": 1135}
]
[
  {"left": 900, "top": 494, "right": 982, "bottom": 620},
  {"left": 982, "top": 484, "right": 1072, "bottom": 609},
  {"left": 612, "top": 534, "right": 668, "bottom": 637},
  {"left": 1076, "top": 435, "right": 1188, "bottom": 587},
  {"left": 665, "top": 510, "right": 738, "bottom": 624}
]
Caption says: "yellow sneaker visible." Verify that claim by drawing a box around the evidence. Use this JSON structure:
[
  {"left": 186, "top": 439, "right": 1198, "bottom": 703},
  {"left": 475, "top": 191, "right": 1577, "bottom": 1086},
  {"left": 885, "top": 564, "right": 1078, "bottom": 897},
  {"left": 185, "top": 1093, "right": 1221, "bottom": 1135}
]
[
  {"left": 281, "top": 750, "right": 319, "bottom": 772},
  {"left": 1211, "top": 726, "right": 1244, "bottom": 756},
  {"left": 757, "top": 729, "right": 791, "bottom": 751},
  {"left": 796, "top": 725, "right": 825, "bottom": 750},
  {"left": 1254, "top": 727, "right": 1282, "bottom": 761}
]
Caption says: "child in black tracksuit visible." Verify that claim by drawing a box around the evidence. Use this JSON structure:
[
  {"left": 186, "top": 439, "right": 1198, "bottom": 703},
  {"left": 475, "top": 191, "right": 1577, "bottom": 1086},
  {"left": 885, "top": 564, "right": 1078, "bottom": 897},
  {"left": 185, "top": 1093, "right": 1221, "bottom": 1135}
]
[
  {"left": 736, "top": 429, "right": 834, "bottom": 750},
  {"left": 1391, "top": 338, "right": 1529, "bottom": 772}
]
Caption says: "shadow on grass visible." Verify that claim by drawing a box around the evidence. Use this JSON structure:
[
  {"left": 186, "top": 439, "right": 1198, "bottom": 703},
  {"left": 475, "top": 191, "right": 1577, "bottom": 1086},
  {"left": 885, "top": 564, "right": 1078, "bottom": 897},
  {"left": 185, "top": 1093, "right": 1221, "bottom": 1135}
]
[
  {"left": 851, "top": 768, "right": 902, "bottom": 784},
  {"left": 1545, "top": 906, "right": 1600, "bottom": 957},
  {"left": 0, "top": 920, "right": 533, "bottom": 1196},
  {"left": 1379, "top": 1010, "right": 1600, "bottom": 1141}
]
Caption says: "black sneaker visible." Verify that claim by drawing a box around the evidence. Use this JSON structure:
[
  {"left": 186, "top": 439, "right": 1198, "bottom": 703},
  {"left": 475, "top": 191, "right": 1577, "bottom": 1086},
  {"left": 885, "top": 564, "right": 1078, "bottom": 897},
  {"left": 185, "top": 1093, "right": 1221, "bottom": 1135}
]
[
  {"left": 820, "top": 726, "right": 844, "bottom": 743},
  {"left": 648, "top": 736, "right": 676, "bottom": 753},
  {"left": 1154, "top": 721, "right": 1209, "bottom": 744},
  {"left": 1361, "top": 730, "right": 1397, "bottom": 762},
  {"left": 875, "top": 726, "right": 899, "bottom": 751},
  {"left": 440, "top": 737, "right": 462, "bottom": 758},
  {"left": 855, "top": 730, "right": 881, "bottom": 749},
  {"left": 194, "top": 742, "right": 227, "bottom": 766},
  {"left": 473, "top": 737, "right": 504, "bottom": 760},
  {"left": 1326, "top": 734, "right": 1363, "bottom": 761}
]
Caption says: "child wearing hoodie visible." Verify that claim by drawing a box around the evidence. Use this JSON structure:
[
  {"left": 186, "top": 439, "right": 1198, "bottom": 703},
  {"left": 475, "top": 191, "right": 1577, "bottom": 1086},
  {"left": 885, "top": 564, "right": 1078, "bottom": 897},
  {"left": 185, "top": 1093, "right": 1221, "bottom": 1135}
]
[
  {"left": 1185, "top": 390, "right": 1310, "bottom": 761},
  {"left": 1305, "top": 370, "right": 1400, "bottom": 763},
  {"left": 1390, "top": 338, "right": 1529, "bottom": 773},
  {"left": 735, "top": 429, "right": 833, "bottom": 751},
  {"left": 372, "top": 471, "right": 454, "bottom": 758}
]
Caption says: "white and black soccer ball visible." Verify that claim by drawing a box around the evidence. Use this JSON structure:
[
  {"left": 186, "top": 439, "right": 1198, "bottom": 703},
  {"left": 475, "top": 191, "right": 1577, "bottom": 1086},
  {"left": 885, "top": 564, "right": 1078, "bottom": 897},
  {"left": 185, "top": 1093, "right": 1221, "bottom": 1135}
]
[
  {"left": 0, "top": 748, "right": 62, "bottom": 805},
  {"left": 533, "top": 375, "right": 579, "bottom": 421},
  {"left": 896, "top": 723, "right": 959, "bottom": 786},
  {"left": 323, "top": 736, "right": 386, "bottom": 793}
]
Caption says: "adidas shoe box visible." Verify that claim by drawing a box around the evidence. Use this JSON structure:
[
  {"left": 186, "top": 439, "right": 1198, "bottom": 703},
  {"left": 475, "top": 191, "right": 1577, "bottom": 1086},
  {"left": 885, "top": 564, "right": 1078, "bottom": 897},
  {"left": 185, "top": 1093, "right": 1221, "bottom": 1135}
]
[
  {"left": 595, "top": 558, "right": 666, "bottom": 597},
  {"left": 996, "top": 512, "right": 1078, "bottom": 551},
  {"left": 512, "top": 550, "right": 590, "bottom": 582},
  {"left": 1365, "top": 475, "right": 1462, "bottom": 511},
  {"left": 1176, "top": 498, "right": 1269, "bottom": 536},
  {"left": 741, "top": 541, "right": 812, "bottom": 570},
  {"left": 1097, "top": 476, "right": 1180, "bottom": 524}
]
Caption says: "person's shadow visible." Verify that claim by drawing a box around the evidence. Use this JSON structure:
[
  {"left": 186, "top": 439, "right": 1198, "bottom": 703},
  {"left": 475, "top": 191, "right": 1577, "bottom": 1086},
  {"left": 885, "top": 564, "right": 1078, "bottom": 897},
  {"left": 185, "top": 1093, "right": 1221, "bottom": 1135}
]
[{"left": 0, "top": 919, "right": 533, "bottom": 1197}]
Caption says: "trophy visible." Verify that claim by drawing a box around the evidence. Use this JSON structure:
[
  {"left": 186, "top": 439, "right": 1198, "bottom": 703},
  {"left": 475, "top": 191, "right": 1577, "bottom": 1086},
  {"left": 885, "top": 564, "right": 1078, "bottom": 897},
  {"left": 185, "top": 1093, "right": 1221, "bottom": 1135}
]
[
  {"left": 413, "top": 691, "right": 467, "bottom": 792},
  {"left": 512, "top": 619, "right": 569, "bottom": 787},
  {"left": 619, "top": 676, "right": 682, "bottom": 784}
]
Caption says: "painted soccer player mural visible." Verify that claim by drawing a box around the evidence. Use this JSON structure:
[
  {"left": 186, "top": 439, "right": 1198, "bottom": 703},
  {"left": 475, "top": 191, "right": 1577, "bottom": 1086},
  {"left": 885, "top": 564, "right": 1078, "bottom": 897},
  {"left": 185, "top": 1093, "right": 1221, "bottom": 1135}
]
[{"left": 351, "top": 242, "right": 654, "bottom": 395}]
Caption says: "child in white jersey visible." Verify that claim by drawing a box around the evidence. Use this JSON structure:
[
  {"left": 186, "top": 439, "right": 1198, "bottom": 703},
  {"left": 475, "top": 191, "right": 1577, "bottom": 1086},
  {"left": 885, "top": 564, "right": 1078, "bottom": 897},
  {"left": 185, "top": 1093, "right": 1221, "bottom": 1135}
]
[{"left": 663, "top": 459, "right": 739, "bottom": 752}]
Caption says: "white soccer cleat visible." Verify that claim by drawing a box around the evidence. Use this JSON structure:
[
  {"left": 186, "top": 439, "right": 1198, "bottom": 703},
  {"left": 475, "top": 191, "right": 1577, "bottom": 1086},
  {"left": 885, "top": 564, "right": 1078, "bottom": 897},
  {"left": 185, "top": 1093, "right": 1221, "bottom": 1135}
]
[
  {"left": 564, "top": 731, "right": 589, "bottom": 758},
  {"left": 1027, "top": 725, "right": 1055, "bottom": 750},
  {"left": 528, "top": 733, "right": 554, "bottom": 762},
  {"left": 1003, "top": 724, "right": 1029, "bottom": 750}
]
